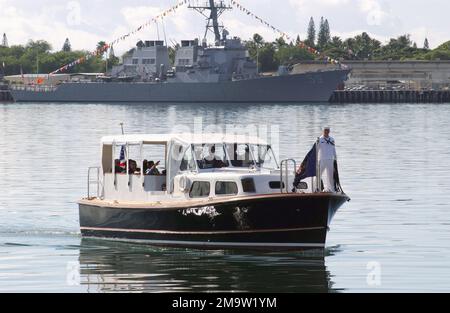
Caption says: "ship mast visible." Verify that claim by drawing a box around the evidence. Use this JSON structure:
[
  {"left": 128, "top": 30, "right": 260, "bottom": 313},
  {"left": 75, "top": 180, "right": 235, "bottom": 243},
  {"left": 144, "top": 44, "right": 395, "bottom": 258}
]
[{"left": 188, "top": 0, "right": 232, "bottom": 45}]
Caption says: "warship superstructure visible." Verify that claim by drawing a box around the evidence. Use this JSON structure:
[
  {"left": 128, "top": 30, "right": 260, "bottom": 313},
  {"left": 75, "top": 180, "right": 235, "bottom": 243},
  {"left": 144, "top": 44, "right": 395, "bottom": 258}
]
[{"left": 10, "top": 0, "right": 350, "bottom": 103}]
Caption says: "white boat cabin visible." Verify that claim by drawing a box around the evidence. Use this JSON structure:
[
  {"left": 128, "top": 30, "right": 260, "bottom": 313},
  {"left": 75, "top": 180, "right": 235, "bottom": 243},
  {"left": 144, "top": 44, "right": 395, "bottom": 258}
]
[{"left": 89, "top": 133, "right": 311, "bottom": 202}]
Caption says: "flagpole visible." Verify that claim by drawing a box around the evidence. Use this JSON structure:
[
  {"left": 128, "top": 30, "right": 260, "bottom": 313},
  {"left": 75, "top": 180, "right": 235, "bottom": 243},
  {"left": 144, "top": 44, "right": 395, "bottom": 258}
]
[{"left": 316, "top": 137, "right": 320, "bottom": 193}]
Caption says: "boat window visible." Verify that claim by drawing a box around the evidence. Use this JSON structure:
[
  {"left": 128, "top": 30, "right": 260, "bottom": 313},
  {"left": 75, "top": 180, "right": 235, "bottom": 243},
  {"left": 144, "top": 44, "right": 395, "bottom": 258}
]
[
  {"left": 269, "top": 181, "right": 285, "bottom": 189},
  {"left": 142, "top": 144, "right": 167, "bottom": 176},
  {"left": 215, "top": 181, "right": 239, "bottom": 196},
  {"left": 241, "top": 178, "right": 256, "bottom": 193},
  {"left": 180, "top": 146, "right": 196, "bottom": 171},
  {"left": 226, "top": 144, "right": 255, "bottom": 167},
  {"left": 194, "top": 144, "right": 229, "bottom": 170},
  {"left": 250, "top": 145, "right": 279, "bottom": 169},
  {"left": 127, "top": 145, "right": 143, "bottom": 175},
  {"left": 189, "top": 181, "right": 211, "bottom": 198},
  {"left": 110, "top": 144, "right": 142, "bottom": 175}
]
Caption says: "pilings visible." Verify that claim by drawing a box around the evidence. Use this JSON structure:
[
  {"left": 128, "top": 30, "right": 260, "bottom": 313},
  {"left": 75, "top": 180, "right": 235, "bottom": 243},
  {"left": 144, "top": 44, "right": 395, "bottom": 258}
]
[
  {"left": 330, "top": 90, "right": 450, "bottom": 104},
  {"left": 0, "top": 84, "right": 13, "bottom": 102}
]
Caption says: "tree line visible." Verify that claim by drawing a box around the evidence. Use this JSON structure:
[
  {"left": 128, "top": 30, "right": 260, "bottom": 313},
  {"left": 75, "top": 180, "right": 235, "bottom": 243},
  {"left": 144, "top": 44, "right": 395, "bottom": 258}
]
[
  {"left": 0, "top": 37, "right": 119, "bottom": 76},
  {"left": 1, "top": 16, "right": 450, "bottom": 76},
  {"left": 246, "top": 17, "right": 450, "bottom": 72}
]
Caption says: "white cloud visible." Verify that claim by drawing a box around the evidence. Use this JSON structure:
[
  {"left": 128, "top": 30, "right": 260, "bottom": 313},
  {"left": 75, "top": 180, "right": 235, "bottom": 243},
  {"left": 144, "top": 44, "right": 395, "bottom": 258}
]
[
  {"left": 0, "top": 0, "right": 104, "bottom": 51},
  {"left": 0, "top": 0, "right": 447, "bottom": 54},
  {"left": 358, "top": 0, "right": 390, "bottom": 26},
  {"left": 121, "top": 6, "right": 162, "bottom": 29},
  {"left": 289, "top": 0, "right": 350, "bottom": 7}
]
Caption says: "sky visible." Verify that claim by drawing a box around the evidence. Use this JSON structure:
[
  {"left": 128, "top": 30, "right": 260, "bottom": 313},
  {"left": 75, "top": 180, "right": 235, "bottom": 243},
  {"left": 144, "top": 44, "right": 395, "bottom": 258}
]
[{"left": 0, "top": 0, "right": 448, "bottom": 55}]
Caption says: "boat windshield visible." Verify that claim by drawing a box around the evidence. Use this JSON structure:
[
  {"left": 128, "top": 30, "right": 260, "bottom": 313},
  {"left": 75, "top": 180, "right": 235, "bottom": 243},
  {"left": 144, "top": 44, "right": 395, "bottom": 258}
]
[
  {"left": 225, "top": 144, "right": 278, "bottom": 169},
  {"left": 194, "top": 144, "right": 230, "bottom": 169},
  {"left": 249, "top": 144, "right": 279, "bottom": 169},
  {"left": 226, "top": 143, "right": 255, "bottom": 168}
]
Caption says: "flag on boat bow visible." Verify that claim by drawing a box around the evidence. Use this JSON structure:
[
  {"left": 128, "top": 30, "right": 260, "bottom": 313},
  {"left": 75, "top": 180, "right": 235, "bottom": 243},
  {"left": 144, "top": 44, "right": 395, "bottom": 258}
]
[{"left": 295, "top": 143, "right": 317, "bottom": 181}]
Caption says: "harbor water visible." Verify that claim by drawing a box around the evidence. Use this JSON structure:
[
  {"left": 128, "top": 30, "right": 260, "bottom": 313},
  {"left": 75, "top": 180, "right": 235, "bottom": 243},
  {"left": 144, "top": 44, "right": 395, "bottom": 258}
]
[{"left": 1, "top": 102, "right": 450, "bottom": 292}]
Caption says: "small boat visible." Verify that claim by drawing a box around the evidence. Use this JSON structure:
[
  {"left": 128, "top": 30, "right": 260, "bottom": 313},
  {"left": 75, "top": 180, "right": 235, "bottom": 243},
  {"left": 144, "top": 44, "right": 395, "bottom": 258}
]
[{"left": 78, "top": 133, "right": 350, "bottom": 250}]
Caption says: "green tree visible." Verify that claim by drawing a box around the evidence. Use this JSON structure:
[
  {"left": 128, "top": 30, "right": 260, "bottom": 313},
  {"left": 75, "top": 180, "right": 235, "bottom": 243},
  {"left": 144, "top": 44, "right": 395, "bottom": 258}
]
[
  {"left": 1, "top": 33, "right": 8, "bottom": 47},
  {"left": 275, "top": 45, "right": 315, "bottom": 66},
  {"left": 107, "top": 46, "right": 120, "bottom": 70},
  {"left": 252, "top": 33, "right": 264, "bottom": 46},
  {"left": 96, "top": 41, "right": 107, "bottom": 56},
  {"left": 274, "top": 37, "right": 288, "bottom": 50},
  {"left": 424, "top": 38, "right": 430, "bottom": 50},
  {"left": 62, "top": 38, "right": 72, "bottom": 52},
  {"left": 26, "top": 40, "right": 52, "bottom": 54},
  {"left": 323, "top": 36, "right": 346, "bottom": 60},
  {"left": 317, "top": 17, "right": 331, "bottom": 49},
  {"left": 353, "top": 32, "right": 381, "bottom": 59},
  {"left": 258, "top": 43, "right": 278, "bottom": 72},
  {"left": 421, "top": 40, "right": 450, "bottom": 60},
  {"left": 305, "top": 17, "right": 316, "bottom": 47},
  {"left": 246, "top": 34, "right": 265, "bottom": 71},
  {"left": 375, "top": 34, "right": 418, "bottom": 60}
]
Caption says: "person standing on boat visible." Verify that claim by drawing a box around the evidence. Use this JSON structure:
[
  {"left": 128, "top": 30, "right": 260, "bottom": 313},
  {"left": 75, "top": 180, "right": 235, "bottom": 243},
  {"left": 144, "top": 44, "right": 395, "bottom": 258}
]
[{"left": 318, "top": 127, "right": 337, "bottom": 192}]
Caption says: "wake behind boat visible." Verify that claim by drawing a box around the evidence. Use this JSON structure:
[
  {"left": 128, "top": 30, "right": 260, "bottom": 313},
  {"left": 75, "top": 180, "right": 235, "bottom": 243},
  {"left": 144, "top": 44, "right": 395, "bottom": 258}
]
[{"left": 78, "top": 133, "right": 350, "bottom": 250}]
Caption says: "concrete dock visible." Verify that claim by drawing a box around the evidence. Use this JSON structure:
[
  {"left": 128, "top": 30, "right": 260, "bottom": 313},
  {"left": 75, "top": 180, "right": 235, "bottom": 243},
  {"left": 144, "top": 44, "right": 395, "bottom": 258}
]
[{"left": 330, "top": 90, "right": 450, "bottom": 103}]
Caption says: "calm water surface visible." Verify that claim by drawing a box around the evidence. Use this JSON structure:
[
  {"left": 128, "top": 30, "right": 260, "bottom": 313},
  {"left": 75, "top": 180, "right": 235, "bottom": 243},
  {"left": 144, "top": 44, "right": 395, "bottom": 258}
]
[{"left": 0, "top": 102, "right": 449, "bottom": 292}]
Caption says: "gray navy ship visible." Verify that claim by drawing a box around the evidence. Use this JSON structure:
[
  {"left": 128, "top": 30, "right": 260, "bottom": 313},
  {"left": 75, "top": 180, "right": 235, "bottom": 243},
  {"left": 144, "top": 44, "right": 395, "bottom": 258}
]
[{"left": 10, "top": 0, "right": 350, "bottom": 103}]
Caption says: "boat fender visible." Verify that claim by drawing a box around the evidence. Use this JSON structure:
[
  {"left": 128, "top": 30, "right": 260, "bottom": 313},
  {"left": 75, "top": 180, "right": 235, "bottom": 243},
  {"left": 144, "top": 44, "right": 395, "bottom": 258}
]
[{"left": 179, "top": 175, "right": 192, "bottom": 193}]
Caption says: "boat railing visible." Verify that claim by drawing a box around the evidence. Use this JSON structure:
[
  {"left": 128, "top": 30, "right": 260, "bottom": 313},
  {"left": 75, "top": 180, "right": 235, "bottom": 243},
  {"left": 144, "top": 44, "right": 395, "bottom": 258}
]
[
  {"left": 280, "top": 159, "right": 297, "bottom": 193},
  {"left": 87, "top": 167, "right": 103, "bottom": 199},
  {"left": 10, "top": 85, "right": 58, "bottom": 92}
]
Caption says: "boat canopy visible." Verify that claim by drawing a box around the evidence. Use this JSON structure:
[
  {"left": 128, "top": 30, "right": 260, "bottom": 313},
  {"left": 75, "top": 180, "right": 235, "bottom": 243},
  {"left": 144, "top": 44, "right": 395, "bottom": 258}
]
[
  {"left": 101, "top": 133, "right": 270, "bottom": 194},
  {"left": 101, "top": 133, "right": 269, "bottom": 146}
]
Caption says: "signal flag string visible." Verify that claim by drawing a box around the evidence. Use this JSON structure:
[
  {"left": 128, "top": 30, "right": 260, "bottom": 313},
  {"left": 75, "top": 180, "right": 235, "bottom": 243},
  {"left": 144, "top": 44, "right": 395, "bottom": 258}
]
[
  {"left": 49, "top": 0, "right": 190, "bottom": 75},
  {"left": 50, "top": 0, "right": 344, "bottom": 75},
  {"left": 229, "top": 0, "right": 344, "bottom": 66}
]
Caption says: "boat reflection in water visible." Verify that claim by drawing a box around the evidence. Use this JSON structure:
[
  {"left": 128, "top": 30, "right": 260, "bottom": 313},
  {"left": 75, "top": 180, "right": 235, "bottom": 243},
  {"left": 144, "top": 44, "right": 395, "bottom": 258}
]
[{"left": 78, "top": 238, "right": 339, "bottom": 293}]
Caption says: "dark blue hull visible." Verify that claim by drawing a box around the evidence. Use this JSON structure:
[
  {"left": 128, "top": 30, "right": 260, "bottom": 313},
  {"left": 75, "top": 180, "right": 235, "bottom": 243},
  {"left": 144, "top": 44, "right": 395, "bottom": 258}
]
[{"left": 79, "top": 193, "right": 349, "bottom": 250}]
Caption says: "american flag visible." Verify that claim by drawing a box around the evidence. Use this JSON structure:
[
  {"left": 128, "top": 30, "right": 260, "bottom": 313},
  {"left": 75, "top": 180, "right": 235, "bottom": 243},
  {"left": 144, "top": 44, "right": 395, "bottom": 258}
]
[{"left": 119, "top": 146, "right": 126, "bottom": 167}]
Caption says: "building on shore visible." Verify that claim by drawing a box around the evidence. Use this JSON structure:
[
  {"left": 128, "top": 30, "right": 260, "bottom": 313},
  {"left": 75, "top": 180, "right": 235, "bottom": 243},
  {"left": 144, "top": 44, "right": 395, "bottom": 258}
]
[{"left": 293, "top": 60, "right": 450, "bottom": 90}]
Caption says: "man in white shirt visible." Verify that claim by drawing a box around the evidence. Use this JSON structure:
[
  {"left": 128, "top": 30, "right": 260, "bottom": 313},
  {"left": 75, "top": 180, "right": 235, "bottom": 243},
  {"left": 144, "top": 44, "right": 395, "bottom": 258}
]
[{"left": 318, "top": 127, "right": 337, "bottom": 192}]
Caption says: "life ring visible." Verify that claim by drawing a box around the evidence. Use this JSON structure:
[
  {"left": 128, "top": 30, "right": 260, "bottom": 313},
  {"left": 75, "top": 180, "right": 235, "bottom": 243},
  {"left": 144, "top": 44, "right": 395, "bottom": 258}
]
[{"left": 179, "top": 175, "right": 191, "bottom": 193}]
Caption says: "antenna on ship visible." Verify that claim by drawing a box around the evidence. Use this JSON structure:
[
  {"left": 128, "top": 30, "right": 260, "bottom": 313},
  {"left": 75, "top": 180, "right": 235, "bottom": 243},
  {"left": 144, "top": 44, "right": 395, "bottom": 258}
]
[{"left": 188, "top": 0, "right": 232, "bottom": 45}]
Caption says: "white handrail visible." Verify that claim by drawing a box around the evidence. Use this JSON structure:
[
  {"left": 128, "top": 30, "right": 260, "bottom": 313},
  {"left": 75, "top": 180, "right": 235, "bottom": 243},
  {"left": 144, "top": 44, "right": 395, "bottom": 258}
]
[
  {"left": 87, "top": 167, "right": 102, "bottom": 199},
  {"left": 280, "top": 159, "right": 297, "bottom": 194}
]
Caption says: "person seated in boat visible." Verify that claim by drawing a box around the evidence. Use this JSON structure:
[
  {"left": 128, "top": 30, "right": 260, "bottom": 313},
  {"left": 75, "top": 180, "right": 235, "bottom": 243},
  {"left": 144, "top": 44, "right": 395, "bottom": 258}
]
[
  {"left": 146, "top": 161, "right": 161, "bottom": 176},
  {"left": 203, "top": 146, "right": 227, "bottom": 169},
  {"left": 232, "top": 144, "right": 253, "bottom": 167},
  {"left": 128, "top": 159, "right": 141, "bottom": 175},
  {"left": 128, "top": 160, "right": 135, "bottom": 174},
  {"left": 114, "top": 159, "right": 126, "bottom": 174},
  {"left": 142, "top": 159, "right": 149, "bottom": 173}
]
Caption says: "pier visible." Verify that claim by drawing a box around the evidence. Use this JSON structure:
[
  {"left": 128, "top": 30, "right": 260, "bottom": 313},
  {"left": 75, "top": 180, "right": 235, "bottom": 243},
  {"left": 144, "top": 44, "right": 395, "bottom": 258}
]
[
  {"left": 0, "top": 84, "right": 13, "bottom": 103},
  {"left": 330, "top": 90, "right": 450, "bottom": 104}
]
